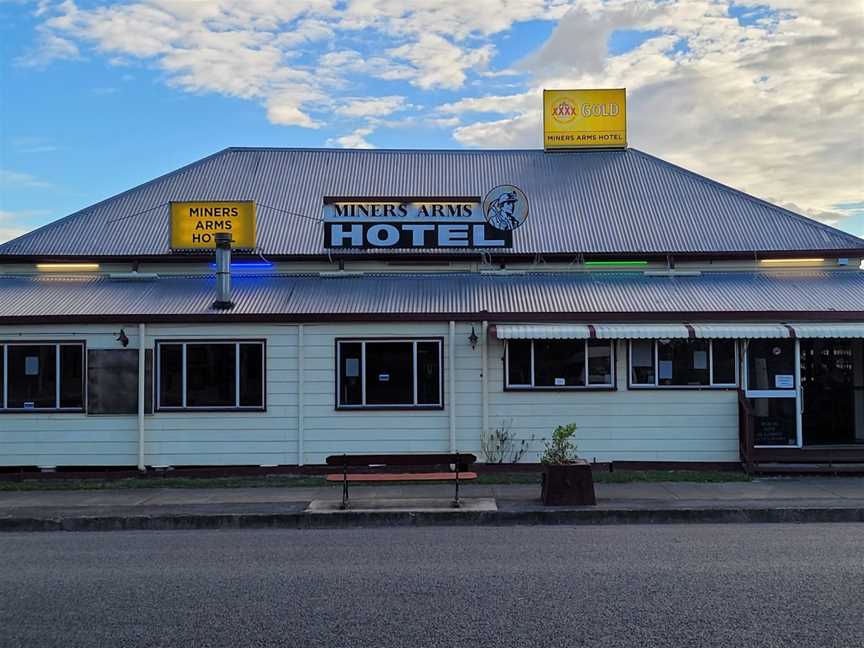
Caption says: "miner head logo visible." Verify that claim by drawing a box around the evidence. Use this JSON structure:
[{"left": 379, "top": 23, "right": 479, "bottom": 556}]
[{"left": 483, "top": 185, "right": 528, "bottom": 231}]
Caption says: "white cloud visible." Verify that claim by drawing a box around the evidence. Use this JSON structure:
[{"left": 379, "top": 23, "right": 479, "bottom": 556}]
[
  {"left": 449, "top": 0, "right": 864, "bottom": 229},
  {"left": 327, "top": 127, "right": 375, "bottom": 149},
  {"left": 0, "top": 169, "right": 52, "bottom": 188},
  {"left": 336, "top": 96, "right": 406, "bottom": 118},
  {"left": 0, "top": 210, "right": 51, "bottom": 244}
]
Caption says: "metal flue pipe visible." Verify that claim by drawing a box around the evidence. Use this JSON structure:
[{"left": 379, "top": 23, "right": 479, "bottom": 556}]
[{"left": 213, "top": 233, "right": 234, "bottom": 310}]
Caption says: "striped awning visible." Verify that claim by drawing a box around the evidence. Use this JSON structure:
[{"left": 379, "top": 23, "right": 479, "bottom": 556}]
[
  {"left": 690, "top": 324, "right": 793, "bottom": 339},
  {"left": 495, "top": 322, "right": 864, "bottom": 340},
  {"left": 592, "top": 324, "right": 691, "bottom": 339},
  {"left": 495, "top": 324, "right": 591, "bottom": 339},
  {"left": 787, "top": 323, "right": 864, "bottom": 338}
]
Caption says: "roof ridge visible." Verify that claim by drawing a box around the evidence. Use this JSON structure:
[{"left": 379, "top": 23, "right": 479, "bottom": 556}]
[
  {"left": 0, "top": 147, "right": 234, "bottom": 252},
  {"left": 630, "top": 149, "right": 864, "bottom": 246}
]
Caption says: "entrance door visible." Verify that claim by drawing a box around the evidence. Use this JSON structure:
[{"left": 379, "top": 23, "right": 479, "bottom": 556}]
[
  {"left": 800, "top": 339, "right": 864, "bottom": 445},
  {"left": 745, "top": 339, "right": 800, "bottom": 447}
]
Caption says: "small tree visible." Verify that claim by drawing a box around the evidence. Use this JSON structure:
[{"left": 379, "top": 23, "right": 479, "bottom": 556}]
[{"left": 540, "top": 423, "right": 579, "bottom": 465}]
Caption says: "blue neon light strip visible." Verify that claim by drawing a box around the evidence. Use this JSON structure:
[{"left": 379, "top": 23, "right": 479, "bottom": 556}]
[{"left": 208, "top": 261, "right": 274, "bottom": 269}]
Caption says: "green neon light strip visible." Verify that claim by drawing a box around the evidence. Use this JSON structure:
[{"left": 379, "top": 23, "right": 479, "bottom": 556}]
[{"left": 584, "top": 260, "right": 649, "bottom": 267}]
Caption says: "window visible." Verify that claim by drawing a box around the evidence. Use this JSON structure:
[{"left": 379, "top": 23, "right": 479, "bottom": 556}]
[
  {"left": 747, "top": 339, "right": 795, "bottom": 391},
  {"left": 336, "top": 339, "right": 442, "bottom": 408},
  {"left": 156, "top": 341, "right": 265, "bottom": 410},
  {"left": 629, "top": 339, "right": 738, "bottom": 388},
  {"left": 1, "top": 342, "right": 84, "bottom": 411},
  {"left": 505, "top": 339, "right": 614, "bottom": 389}
]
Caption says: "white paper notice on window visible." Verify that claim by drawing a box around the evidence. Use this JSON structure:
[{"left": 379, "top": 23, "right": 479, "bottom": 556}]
[
  {"left": 775, "top": 374, "right": 794, "bottom": 389},
  {"left": 25, "top": 356, "right": 39, "bottom": 376},
  {"left": 554, "top": 377, "right": 566, "bottom": 386},
  {"left": 378, "top": 373, "right": 390, "bottom": 382},
  {"left": 659, "top": 361, "right": 673, "bottom": 380},
  {"left": 345, "top": 358, "right": 359, "bottom": 378},
  {"left": 693, "top": 351, "right": 708, "bottom": 370}
]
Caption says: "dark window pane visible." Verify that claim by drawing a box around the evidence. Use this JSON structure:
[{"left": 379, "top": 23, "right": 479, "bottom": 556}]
[
  {"left": 587, "top": 341, "right": 613, "bottom": 385},
  {"left": 712, "top": 340, "right": 737, "bottom": 385},
  {"left": 339, "top": 342, "right": 363, "bottom": 406},
  {"left": 59, "top": 345, "right": 84, "bottom": 408},
  {"left": 365, "top": 342, "right": 413, "bottom": 405},
  {"left": 507, "top": 340, "right": 532, "bottom": 386},
  {"left": 239, "top": 344, "right": 264, "bottom": 407},
  {"left": 748, "top": 340, "right": 795, "bottom": 390},
  {"left": 417, "top": 341, "right": 441, "bottom": 405},
  {"left": 0, "top": 347, "right": 4, "bottom": 408},
  {"left": 751, "top": 398, "right": 797, "bottom": 445},
  {"left": 158, "top": 344, "right": 183, "bottom": 407},
  {"left": 7, "top": 345, "right": 57, "bottom": 408},
  {"left": 186, "top": 344, "right": 236, "bottom": 407},
  {"left": 534, "top": 340, "right": 585, "bottom": 387},
  {"left": 631, "top": 341, "right": 655, "bottom": 385},
  {"left": 657, "top": 339, "right": 709, "bottom": 386}
]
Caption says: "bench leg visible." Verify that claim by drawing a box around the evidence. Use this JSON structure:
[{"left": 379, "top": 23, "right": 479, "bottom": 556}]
[
  {"left": 341, "top": 456, "right": 349, "bottom": 510},
  {"left": 452, "top": 453, "right": 461, "bottom": 508}
]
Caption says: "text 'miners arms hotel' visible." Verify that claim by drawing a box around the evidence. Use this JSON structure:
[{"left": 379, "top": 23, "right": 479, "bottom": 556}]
[{"left": 1, "top": 89, "right": 863, "bottom": 473}]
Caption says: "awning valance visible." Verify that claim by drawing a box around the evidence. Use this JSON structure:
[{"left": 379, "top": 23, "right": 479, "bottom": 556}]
[
  {"left": 787, "top": 323, "right": 864, "bottom": 338},
  {"left": 592, "top": 324, "right": 691, "bottom": 339},
  {"left": 495, "top": 322, "right": 864, "bottom": 341},
  {"left": 690, "top": 324, "right": 793, "bottom": 339},
  {"left": 495, "top": 324, "right": 591, "bottom": 339}
]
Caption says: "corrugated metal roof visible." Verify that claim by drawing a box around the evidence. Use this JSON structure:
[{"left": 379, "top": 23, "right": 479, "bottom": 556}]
[
  {"left": 1, "top": 148, "right": 862, "bottom": 258},
  {"left": 1, "top": 271, "right": 862, "bottom": 321}
]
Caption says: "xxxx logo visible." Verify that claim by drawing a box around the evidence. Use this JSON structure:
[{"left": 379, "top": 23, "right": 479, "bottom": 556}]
[{"left": 551, "top": 99, "right": 577, "bottom": 123}]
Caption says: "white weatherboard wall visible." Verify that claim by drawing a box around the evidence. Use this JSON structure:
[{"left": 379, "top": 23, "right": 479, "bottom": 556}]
[
  {"left": 486, "top": 338, "right": 740, "bottom": 462},
  {"left": 0, "top": 323, "right": 738, "bottom": 467}
]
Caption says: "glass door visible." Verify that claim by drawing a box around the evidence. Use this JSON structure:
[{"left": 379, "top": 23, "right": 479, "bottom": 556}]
[
  {"left": 800, "top": 339, "right": 864, "bottom": 445},
  {"left": 744, "top": 339, "right": 801, "bottom": 447}
]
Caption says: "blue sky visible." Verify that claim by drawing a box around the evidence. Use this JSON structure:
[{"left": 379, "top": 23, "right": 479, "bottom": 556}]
[{"left": 1, "top": 0, "right": 862, "bottom": 242}]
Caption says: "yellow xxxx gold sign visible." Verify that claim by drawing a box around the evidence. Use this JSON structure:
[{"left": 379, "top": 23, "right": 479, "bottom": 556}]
[
  {"left": 543, "top": 88, "right": 627, "bottom": 150},
  {"left": 170, "top": 201, "right": 256, "bottom": 250}
]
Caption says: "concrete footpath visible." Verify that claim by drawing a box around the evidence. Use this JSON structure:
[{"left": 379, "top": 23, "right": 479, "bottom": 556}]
[{"left": 2, "top": 477, "right": 864, "bottom": 531}]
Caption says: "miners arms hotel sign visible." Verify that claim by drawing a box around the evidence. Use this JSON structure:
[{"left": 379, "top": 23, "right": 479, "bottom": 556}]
[{"left": 323, "top": 185, "right": 529, "bottom": 250}]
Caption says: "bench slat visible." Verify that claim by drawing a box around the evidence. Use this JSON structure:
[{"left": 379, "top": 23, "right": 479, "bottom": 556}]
[
  {"left": 325, "top": 453, "right": 477, "bottom": 467},
  {"left": 326, "top": 472, "right": 478, "bottom": 482}
]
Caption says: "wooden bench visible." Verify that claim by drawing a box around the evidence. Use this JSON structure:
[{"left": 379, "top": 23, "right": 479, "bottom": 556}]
[{"left": 325, "top": 453, "right": 478, "bottom": 509}]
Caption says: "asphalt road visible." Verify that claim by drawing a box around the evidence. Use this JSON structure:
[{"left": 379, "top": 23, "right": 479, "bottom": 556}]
[{"left": 1, "top": 524, "right": 862, "bottom": 648}]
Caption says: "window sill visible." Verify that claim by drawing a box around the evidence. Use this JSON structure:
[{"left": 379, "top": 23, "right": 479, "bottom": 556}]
[
  {"left": 504, "top": 386, "right": 616, "bottom": 392},
  {"left": 335, "top": 405, "right": 445, "bottom": 411},
  {"left": 156, "top": 407, "right": 267, "bottom": 413},
  {"left": 0, "top": 408, "right": 85, "bottom": 414},
  {"left": 628, "top": 385, "right": 738, "bottom": 390}
]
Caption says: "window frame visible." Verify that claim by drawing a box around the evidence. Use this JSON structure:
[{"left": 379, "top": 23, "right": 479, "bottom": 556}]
[
  {"left": 628, "top": 339, "right": 739, "bottom": 389},
  {"left": 335, "top": 337, "right": 444, "bottom": 410},
  {"left": 504, "top": 339, "right": 616, "bottom": 391},
  {"left": 154, "top": 339, "right": 267, "bottom": 412},
  {"left": 0, "top": 340, "right": 86, "bottom": 413}
]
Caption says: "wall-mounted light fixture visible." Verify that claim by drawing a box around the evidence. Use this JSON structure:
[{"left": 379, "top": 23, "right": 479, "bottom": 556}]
[
  {"left": 116, "top": 329, "right": 129, "bottom": 347},
  {"left": 468, "top": 326, "right": 478, "bottom": 350}
]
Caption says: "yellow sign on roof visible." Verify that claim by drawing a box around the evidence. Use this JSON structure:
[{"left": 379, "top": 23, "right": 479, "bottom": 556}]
[
  {"left": 543, "top": 88, "right": 627, "bottom": 150},
  {"left": 170, "top": 201, "right": 256, "bottom": 250}
]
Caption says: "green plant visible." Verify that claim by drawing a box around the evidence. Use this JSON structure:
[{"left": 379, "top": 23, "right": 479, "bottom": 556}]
[
  {"left": 540, "top": 423, "right": 579, "bottom": 465},
  {"left": 480, "top": 419, "right": 535, "bottom": 463}
]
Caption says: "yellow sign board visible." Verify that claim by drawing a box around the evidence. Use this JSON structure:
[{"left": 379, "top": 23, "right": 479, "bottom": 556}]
[
  {"left": 543, "top": 88, "right": 627, "bottom": 149},
  {"left": 170, "top": 201, "right": 256, "bottom": 250}
]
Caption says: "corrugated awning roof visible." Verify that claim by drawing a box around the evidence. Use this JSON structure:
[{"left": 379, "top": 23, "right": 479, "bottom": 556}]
[
  {"left": 1, "top": 270, "right": 862, "bottom": 323},
  {"left": 1, "top": 147, "right": 862, "bottom": 259}
]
